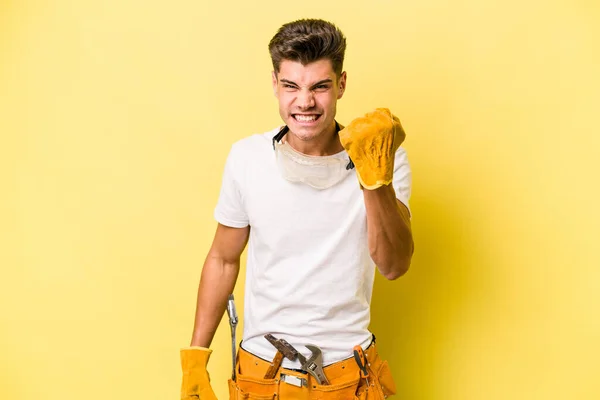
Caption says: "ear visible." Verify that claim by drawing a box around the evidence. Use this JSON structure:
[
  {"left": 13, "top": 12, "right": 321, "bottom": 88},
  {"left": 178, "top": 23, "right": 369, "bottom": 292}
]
[
  {"left": 337, "top": 71, "right": 347, "bottom": 99},
  {"left": 271, "top": 71, "right": 278, "bottom": 97}
]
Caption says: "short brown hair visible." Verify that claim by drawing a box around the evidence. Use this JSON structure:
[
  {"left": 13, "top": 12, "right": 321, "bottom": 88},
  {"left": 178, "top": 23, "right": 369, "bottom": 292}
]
[{"left": 268, "top": 19, "right": 347, "bottom": 77}]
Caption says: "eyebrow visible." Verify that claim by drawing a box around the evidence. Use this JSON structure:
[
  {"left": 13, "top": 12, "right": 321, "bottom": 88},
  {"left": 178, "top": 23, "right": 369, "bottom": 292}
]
[{"left": 280, "top": 79, "right": 333, "bottom": 88}]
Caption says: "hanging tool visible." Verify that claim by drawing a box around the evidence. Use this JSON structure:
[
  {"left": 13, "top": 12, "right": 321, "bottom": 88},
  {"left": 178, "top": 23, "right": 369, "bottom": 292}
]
[
  {"left": 226, "top": 294, "right": 238, "bottom": 381},
  {"left": 353, "top": 345, "right": 370, "bottom": 386}
]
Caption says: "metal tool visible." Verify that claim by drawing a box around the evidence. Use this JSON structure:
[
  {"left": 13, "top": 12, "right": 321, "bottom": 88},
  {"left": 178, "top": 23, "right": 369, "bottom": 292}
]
[
  {"left": 353, "top": 345, "right": 370, "bottom": 386},
  {"left": 226, "top": 294, "right": 238, "bottom": 381},
  {"left": 264, "top": 334, "right": 329, "bottom": 385},
  {"left": 264, "top": 334, "right": 298, "bottom": 360},
  {"left": 280, "top": 373, "right": 306, "bottom": 388},
  {"left": 264, "top": 335, "right": 303, "bottom": 383},
  {"left": 302, "top": 345, "right": 329, "bottom": 385}
]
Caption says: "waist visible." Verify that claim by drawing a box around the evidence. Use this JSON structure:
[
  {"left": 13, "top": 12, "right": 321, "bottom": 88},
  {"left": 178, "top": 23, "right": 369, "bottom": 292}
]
[
  {"left": 241, "top": 331, "right": 373, "bottom": 368},
  {"left": 237, "top": 334, "right": 378, "bottom": 382}
]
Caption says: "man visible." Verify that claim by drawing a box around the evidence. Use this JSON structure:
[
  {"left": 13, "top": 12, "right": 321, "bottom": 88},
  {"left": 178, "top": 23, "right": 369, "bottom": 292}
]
[{"left": 180, "top": 18, "right": 413, "bottom": 399}]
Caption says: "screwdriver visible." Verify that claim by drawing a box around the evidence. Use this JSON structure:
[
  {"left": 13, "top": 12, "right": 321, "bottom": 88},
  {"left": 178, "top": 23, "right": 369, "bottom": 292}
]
[{"left": 353, "top": 345, "right": 370, "bottom": 386}]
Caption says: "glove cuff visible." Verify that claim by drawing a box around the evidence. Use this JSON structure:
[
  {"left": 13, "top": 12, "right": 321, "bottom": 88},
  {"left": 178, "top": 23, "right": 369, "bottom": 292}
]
[
  {"left": 180, "top": 347, "right": 213, "bottom": 370},
  {"left": 355, "top": 170, "right": 394, "bottom": 190},
  {"left": 181, "top": 346, "right": 211, "bottom": 351}
]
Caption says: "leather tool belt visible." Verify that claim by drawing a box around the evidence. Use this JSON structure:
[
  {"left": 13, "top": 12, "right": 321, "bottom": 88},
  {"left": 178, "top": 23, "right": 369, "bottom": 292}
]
[{"left": 228, "top": 337, "right": 397, "bottom": 399}]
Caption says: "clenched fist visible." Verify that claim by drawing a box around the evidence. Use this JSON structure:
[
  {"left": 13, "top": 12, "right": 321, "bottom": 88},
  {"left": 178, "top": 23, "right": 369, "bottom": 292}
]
[{"left": 339, "top": 108, "right": 405, "bottom": 190}]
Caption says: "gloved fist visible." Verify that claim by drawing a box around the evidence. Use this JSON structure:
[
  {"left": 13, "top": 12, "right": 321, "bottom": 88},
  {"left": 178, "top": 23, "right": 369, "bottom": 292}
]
[
  {"left": 339, "top": 108, "right": 405, "bottom": 190},
  {"left": 180, "top": 347, "right": 218, "bottom": 400}
]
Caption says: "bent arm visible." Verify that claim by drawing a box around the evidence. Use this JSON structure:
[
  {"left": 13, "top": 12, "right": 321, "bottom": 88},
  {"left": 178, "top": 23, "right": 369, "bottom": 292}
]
[
  {"left": 363, "top": 184, "right": 414, "bottom": 280},
  {"left": 189, "top": 223, "right": 250, "bottom": 347}
]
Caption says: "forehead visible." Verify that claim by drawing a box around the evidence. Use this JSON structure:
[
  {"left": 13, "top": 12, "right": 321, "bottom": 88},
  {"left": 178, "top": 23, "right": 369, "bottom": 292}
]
[{"left": 277, "top": 59, "right": 336, "bottom": 84}]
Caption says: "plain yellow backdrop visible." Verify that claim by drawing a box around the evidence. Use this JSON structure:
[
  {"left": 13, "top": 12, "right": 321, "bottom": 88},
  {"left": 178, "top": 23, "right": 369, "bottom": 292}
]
[{"left": 1, "top": 1, "right": 599, "bottom": 399}]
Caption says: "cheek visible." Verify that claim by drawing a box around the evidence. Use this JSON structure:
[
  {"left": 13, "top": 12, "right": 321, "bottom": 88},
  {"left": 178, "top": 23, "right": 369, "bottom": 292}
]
[
  {"left": 317, "top": 94, "right": 335, "bottom": 110},
  {"left": 276, "top": 94, "right": 289, "bottom": 111},
  {"left": 278, "top": 92, "right": 295, "bottom": 106},
  {"left": 279, "top": 103, "right": 296, "bottom": 119}
]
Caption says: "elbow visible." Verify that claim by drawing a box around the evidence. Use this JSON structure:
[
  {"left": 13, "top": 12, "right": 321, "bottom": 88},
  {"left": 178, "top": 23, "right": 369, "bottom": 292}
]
[
  {"left": 382, "top": 258, "right": 411, "bottom": 280},
  {"left": 371, "top": 254, "right": 412, "bottom": 280},
  {"left": 373, "top": 241, "right": 414, "bottom": 281}
]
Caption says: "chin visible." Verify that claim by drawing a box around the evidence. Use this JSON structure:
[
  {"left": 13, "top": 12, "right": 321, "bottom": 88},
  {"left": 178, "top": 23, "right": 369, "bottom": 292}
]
[{"left": 292, "top": 128, "right": 319, "bottom": 141}]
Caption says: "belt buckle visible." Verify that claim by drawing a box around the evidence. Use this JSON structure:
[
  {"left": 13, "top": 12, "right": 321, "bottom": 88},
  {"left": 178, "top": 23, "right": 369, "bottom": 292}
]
[{"left": 280, "top": 373, "right": 307, "bottom": 388}]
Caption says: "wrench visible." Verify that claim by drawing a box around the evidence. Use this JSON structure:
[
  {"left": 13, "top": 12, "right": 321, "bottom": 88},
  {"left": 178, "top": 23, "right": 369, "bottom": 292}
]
[
  {"left": 226, "top": 294, "right": 238, "bottom": 381},
  {"left": 301, "top": 344, "right": 329, "bottom": 385},
  {"left": 264, "top": 334, "right": 329, "bottom": 385}
]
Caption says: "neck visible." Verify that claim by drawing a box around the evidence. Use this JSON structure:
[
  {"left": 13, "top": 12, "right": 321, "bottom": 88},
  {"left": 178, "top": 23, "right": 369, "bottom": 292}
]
[{"left": 284, "top": 122, "right": 344, "bottom": 156}]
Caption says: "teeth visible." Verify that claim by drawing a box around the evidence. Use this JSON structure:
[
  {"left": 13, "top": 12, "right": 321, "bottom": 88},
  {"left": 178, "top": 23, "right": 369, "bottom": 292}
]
[{"left": 295, "top": 115, "right": 317, "bottom": 122}]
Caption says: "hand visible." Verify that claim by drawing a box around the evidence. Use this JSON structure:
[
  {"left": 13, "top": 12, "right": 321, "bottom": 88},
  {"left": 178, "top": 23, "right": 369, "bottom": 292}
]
[
  {"left": 339, "top": 108, "right": 405, "bottom": 190},
  {"left": 180, "top": 347, "right": 218, "bottom": 400}
]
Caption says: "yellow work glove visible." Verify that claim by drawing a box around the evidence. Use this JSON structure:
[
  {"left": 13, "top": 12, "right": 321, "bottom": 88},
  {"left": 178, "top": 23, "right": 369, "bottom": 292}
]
[
  {"left": 180, "top": 347, "right": 218, "bottom": 400},
  {"left": 339, "top": 108, "right": 405, "bottom": 190}
]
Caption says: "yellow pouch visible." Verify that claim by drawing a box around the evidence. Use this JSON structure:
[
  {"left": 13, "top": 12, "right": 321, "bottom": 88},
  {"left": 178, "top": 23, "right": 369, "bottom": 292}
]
[
  {"left": 180, "top": 347, "right": 218, "bottom": 400},
  {"left": 362, "top": 351, "right": 397, "bottom": 399},
  {"left": 339, "top": 108, "right": 405, "bottom": 190},
  {"left": 229, "top": 347, "right": 278, "bottom": 399},
  {"left": 307, "top": 377, "right": 361, "bottom": 400},
  {"left": 353, "top": 342, "right": 397, "bottom": 400},
  {"left": 375, "top": 361, "right": 397, "bottom": 398},
  {"left": 230, "top": 342, "right": 397, "bottom": 399}
]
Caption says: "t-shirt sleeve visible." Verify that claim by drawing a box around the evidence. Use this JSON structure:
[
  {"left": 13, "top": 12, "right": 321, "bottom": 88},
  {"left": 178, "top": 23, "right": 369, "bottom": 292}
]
[
  {"left": 393, "top": 147, "right": 412, "bottom": 217},
  {"left": 213, "top": 144, "right": 249, "bottom": 228}
]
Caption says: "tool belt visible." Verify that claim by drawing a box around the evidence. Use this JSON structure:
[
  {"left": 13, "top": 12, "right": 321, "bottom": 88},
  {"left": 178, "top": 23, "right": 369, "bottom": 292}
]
[{"left": 228, "top": 337, "right": 397, "bottom": 399}]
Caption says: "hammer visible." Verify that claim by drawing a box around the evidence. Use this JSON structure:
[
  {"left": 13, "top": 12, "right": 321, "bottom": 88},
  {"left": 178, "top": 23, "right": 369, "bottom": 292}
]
[
  {"left": 264, "top": 334, "right": 329, "bottom": 385},
  {"left": 263, "top": 334, "right": 297, "bottom": 379}
]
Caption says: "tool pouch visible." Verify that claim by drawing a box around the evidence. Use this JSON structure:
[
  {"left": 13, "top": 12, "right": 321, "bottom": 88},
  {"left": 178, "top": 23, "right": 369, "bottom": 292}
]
[
  {"left": 302, "top": 376, "right": 361, "bottom": 400},
  {"left": 229, "top": 342, "right": 397, "bottom": 399},
  {"left": 228, "top": 349, "right": 278, "bottom": 399},
  {"left": 228, "top": 377, "right": 278, "bottom": 400},
  {"left": 358, "top": 351, "right": 397, "bottom": 400},
  {"left": 374, "top": 361, "right": 397, "bottom": 398}
]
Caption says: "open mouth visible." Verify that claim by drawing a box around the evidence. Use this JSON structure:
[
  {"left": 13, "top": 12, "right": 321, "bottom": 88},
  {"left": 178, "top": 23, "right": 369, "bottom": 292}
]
[{"left": 292, "top": 114, "right": 321, "bottom": 123}]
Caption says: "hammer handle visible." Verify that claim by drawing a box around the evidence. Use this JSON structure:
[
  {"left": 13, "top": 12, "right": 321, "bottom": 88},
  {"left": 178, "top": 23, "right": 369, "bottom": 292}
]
[{"left": 264, "top": 351, "right": 284, "bottom": 379}]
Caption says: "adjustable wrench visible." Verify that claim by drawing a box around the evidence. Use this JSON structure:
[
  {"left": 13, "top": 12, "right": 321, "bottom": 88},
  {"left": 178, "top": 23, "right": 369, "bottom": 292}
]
[
  {"left": 264, "top": 334, "right": 329, "bottom": 385},
  {"left": 301, "top": 345, "right": 329, "bottom": 385}
]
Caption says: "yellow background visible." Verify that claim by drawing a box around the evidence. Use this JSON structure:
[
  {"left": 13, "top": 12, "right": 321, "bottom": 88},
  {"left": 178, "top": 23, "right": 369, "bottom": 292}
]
[{"left": 1, "top": 0, "right": 599, "bottom": 399}]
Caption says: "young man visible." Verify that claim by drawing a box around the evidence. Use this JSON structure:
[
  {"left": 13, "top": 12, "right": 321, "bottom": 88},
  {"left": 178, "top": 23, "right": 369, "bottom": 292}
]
[{"left": 180, "top": 19, "right": 413, "bottom": 399}]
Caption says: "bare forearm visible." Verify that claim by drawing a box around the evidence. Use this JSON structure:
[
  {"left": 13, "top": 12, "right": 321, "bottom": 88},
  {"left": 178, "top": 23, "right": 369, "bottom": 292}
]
[
  {"left": 190, "top": 252, "right": 240, "bottom": 347},
  {"left": 363, "top": 184, "right": 414, "bottom": 279}
]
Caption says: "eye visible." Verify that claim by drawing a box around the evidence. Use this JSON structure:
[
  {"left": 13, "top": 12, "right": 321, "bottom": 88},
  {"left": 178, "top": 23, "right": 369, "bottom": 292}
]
[
  {"left": 314, "top": 85, "right": 330, "bottom": 90},
  {"left": 283, "top": 84, "right": 297, "bottom": 89}
]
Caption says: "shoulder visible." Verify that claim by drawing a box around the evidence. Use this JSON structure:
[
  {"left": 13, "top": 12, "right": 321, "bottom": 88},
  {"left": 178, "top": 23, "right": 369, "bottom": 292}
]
[
  {"left": 395, "top": 146, "right": 410, "bottom": 164},
  {"left": 393, "top": 146, "right": 412, "bottom": 184},
  {"left": 228, "top": 125, "right": 284, "bottom": 160}
]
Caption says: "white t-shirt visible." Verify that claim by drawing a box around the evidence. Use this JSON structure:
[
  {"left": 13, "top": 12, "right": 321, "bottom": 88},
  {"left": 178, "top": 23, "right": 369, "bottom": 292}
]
[{"left": 214, "top": 126, "right": 412, "bottom": 367}]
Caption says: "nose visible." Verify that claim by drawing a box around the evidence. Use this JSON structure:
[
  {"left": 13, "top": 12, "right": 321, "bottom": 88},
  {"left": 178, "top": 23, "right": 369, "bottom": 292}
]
[{"left": 296, "top": 88, "right": 315, "bottom": 110}]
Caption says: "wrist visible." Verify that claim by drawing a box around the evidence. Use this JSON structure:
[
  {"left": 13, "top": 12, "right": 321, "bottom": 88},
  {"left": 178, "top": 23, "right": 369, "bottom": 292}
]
[
  {"left": 362, "top": 183, "right": 395, "bottom": 195},
  {"left": 182, "top": 346, "right": 211, "bottom": 351},
  {"left": 190, "top": 330, "right": 214, "bottom": 348}
]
